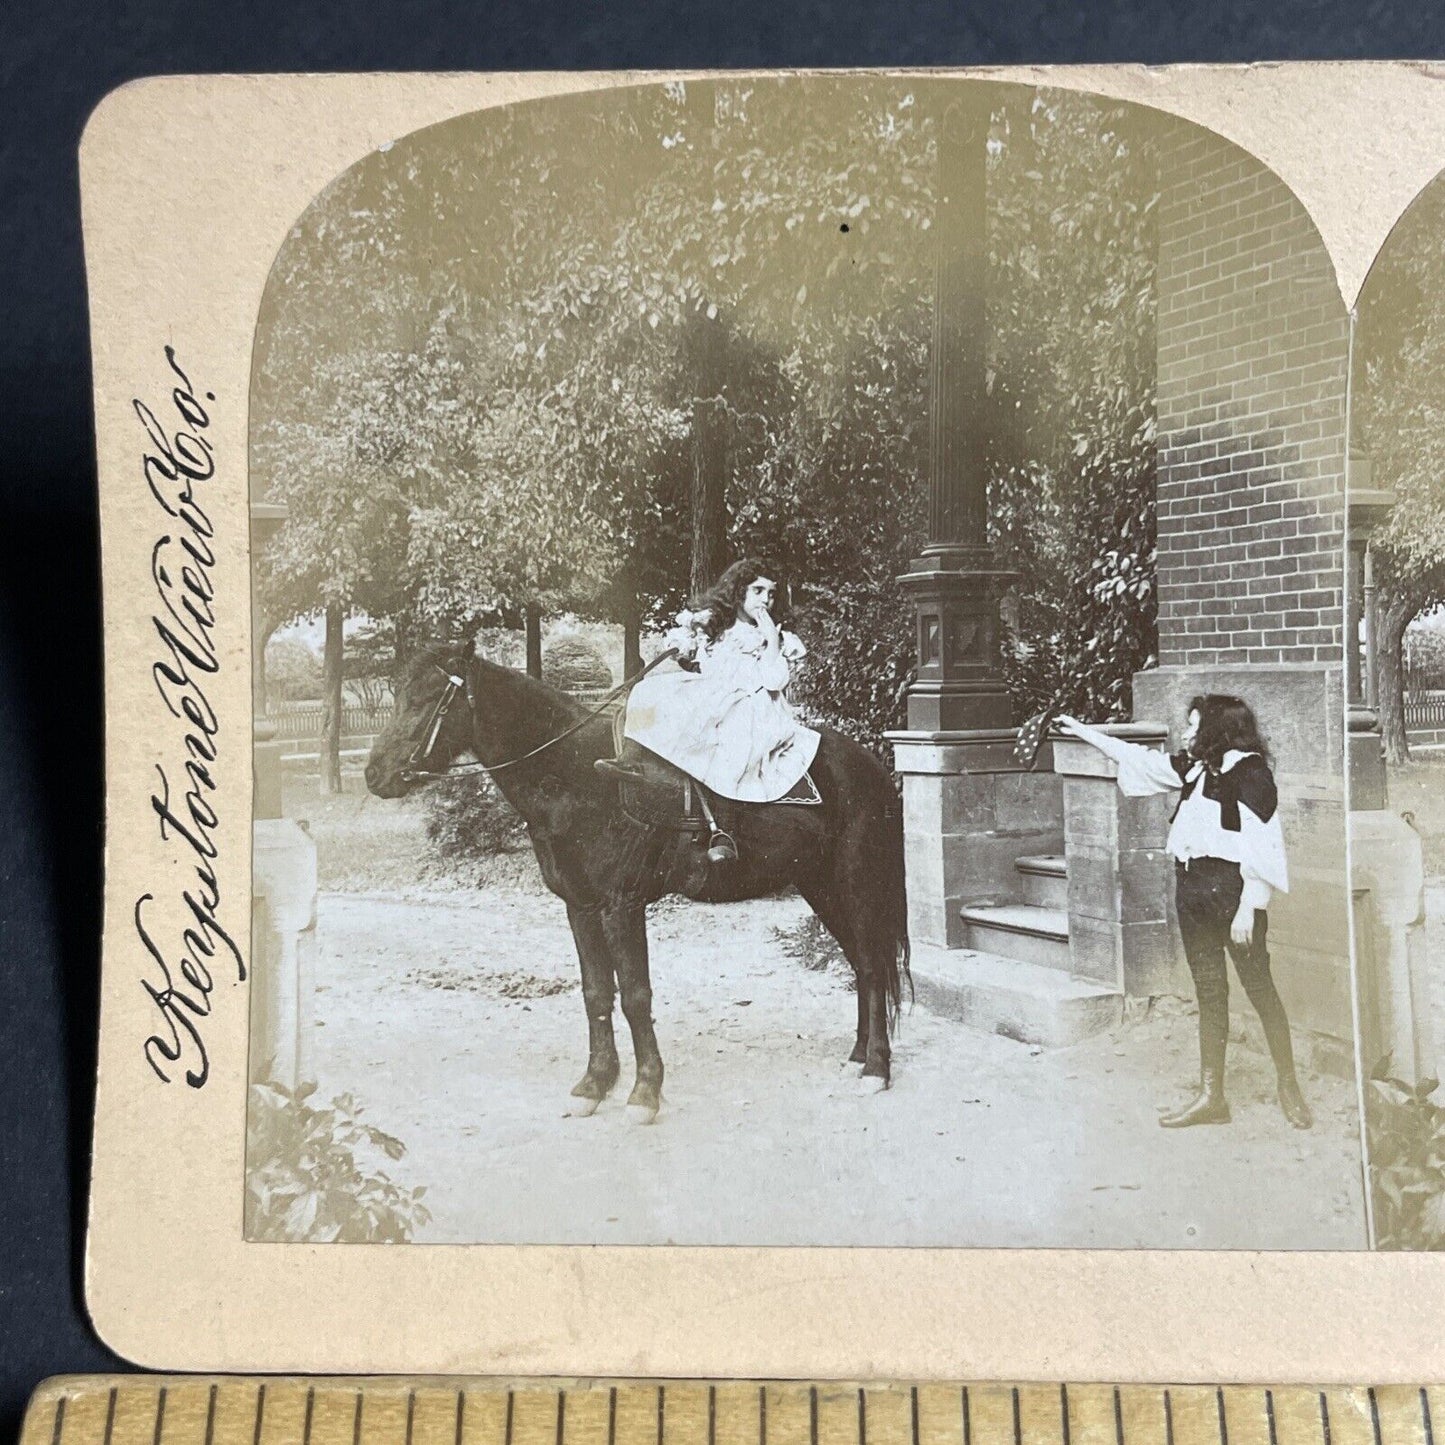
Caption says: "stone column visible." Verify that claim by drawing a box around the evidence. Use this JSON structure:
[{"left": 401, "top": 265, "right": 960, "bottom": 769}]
[
  {"left": 898, "top": 92, "right": 1013, "bottom": 735},
  {"left": 1051, "top": 725, "right": 1183, "bottom": 996},
  {"left": 888, "top": 90, "right": 1057, "bottom": 956}
]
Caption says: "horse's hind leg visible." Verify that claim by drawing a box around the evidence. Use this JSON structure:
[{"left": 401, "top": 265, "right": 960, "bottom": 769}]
[
  {"left": 604, "top": 903, "right": 664, "bottom": 1124},
  {"left": 566, "top": 903, "right": 620, "bottom": 1115},
  {"left": 796, "top": 881, "right": 871, "bottom": 1069}
]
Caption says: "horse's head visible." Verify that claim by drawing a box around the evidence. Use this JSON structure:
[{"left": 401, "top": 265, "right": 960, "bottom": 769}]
[{"left": 364, "top": 644, "right": 476, "bottom": 799}]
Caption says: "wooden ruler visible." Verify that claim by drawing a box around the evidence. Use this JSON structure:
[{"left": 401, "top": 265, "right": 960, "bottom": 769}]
[{"left": 17, "top": 1380, "right": 1442, "bottom": 1445}]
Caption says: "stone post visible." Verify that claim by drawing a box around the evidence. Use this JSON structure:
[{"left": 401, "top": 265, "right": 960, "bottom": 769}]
[
  {"left": 1351, "top": 813, "right": 1435, "bottom": 1085},
  {"left": 251, "top": 501, "right": 288, "bottom": 820},
  {"left": 250, "top": 826, "right": 319, "bottom": 1089},
  {"left": 1051, "top": 725, "right": 1184, "bottom": 996},
  {"left": 1346, "top": 463, "right": 1392, "bottom": 811},
  {"left": 250, "top": 498, "right": 320, "bottom": 1091}
]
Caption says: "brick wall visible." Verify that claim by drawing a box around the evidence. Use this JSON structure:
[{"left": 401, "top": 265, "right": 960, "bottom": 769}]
[
  {"left": 1154, "top": 123, "right": 1348, "bottom": 670},
  {"left": 1141, "top": 124, "right": 1352, "bottom": 1057}
]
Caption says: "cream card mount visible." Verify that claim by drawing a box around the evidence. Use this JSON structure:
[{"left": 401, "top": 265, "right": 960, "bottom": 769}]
[{"left": 82, "top": 64, "right": 1445, "bottom": 1378}]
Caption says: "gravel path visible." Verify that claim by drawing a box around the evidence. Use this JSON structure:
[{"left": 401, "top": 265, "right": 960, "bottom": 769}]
[{"left": 305, "top": 886, "right": 1368, "bottom": 1248}]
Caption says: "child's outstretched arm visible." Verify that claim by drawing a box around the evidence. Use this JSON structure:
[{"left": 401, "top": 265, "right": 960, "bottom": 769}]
[{"left": 1056, "top": 715, "right": 1185, "bottom": 797}]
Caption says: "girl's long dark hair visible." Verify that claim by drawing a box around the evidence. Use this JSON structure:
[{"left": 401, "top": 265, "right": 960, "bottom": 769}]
[
  {"left": 689, "top": 557, "right": 784, "bottom": 644},
  {"left": 1189, "top": 693, "right": 1272, "bottom": 769}
]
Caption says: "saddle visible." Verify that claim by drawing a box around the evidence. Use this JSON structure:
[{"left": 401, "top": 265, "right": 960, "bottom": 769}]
[{"left": 603, "top": 709, "right": 820, "bottom": 839}]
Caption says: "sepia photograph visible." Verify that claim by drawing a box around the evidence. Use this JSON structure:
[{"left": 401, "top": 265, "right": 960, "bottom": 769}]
[{"left": 245, "top": 75, "right": 1367, "bottom": 1249}]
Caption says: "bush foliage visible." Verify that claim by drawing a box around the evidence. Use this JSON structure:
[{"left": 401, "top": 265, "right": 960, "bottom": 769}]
[
  {"left": 245, "top": 1080, "right": 432, "bottom": 1243},
  {"left": 1366, "top": 1059, "right": 1445, "bottom": 1250}
]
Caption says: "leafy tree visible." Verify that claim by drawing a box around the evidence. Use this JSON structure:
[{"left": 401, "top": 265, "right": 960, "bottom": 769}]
[
  {"left": 988, "top": 93, "right": 1159, "bottom": 724},
  {"left": 252, "top": 78, "right": 1163, "bottom": 764},
  {"left": 1353, "top": 172, "right": 1445, "bottom": 763}
]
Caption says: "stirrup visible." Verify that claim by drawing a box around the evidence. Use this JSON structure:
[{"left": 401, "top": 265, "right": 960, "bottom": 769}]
[
  {"left": 706, "top": 830, "right": 738, "bottom": 865},
  {"left": 594, "top": 756, "right": 645, "bottom": 780}
]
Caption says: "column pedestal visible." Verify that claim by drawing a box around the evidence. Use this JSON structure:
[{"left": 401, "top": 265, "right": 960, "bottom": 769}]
[
  {"left": 250, "top": 818, "right": 319, "bottom": 1090},
  {"left": 888, "top": 729, "right": 1063, "bottom": 950}
]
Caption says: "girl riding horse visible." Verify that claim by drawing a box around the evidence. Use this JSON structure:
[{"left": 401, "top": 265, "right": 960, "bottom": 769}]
[{"left": 598, "top": 558, "right": 820, "bottom": 806}]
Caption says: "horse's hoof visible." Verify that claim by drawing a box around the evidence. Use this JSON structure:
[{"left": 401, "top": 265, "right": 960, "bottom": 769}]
[
  {"left": 567, "top": 1096, "right": 600, "bottom": 1118},
  {"left": 858, "top": 1073, "right": 889, "bottom": 1096},
  {"left": 625, "top": 1102, "right": 659, "bottom": 1126}
]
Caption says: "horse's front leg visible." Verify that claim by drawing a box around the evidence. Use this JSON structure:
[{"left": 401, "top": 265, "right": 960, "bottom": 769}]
[
  {"left": 565, "top": 902, "right": 620, "bottom": 1115},
  {"left": 604, "top": 902, "right": 664, "bottom": 1124}
]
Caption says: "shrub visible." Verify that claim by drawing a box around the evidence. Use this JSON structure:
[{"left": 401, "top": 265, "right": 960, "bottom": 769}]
[
  {"left": 543, "top": 633, "right": 613, "bottom": 693},
  {"left": 425, "top": 772, "right": 529, "bottom": 860},
  {"left": 265, "top": 634, "right": 324, "bottom": 702},
  {"left": 245, "top": 1080, "right": 431, "bottom": 1243},
  {"left": 773, "top": 913, "right": 855, "bottom": 990},
  {"left": 1366, "top": 1060, "right": 1445, "bottom": 1250}
]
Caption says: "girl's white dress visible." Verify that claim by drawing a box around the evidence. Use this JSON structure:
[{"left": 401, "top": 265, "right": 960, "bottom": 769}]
[{"left": 623, "top": 613, "right": 821, "bottom": 803}]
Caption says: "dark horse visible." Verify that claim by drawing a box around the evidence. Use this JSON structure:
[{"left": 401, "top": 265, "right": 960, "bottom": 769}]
[{"left": 364, "top": 645, "right": 911, "bottom": 1122}]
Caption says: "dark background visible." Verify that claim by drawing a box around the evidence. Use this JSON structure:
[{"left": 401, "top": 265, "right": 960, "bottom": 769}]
[{"left": 1, "top": 3, "right": 1438, "bottom": 1437}]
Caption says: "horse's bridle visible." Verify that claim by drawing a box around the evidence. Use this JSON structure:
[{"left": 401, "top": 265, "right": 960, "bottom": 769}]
[
  {"left": 402, "top": 666, "right": 475, "bottom": 781},
  {"left": 399, "top": 649, "right": 678, "bottom": 784}
]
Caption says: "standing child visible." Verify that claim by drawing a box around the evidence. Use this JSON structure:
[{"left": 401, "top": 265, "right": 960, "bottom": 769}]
[{"left": 1058, "top": 696, "right": 1312, "bottom": 1130}]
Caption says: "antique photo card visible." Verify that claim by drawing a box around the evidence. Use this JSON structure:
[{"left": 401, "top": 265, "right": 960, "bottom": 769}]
[{"left": 83, "top": 65, "right": 1445, "bottom": 1378}]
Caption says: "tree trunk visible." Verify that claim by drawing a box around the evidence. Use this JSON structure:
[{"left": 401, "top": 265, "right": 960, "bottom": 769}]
[
  {"left": 320, "top": 602, "right": 344, "bottom": 795},
  {"left": 525, "top": 604, "right": 543, "bottom": 679},
  {"left": 622, "top": 602, "right": 643, "bottom": 680},
  {"left": 1374, "top": 584, "right": 1418, "bottom": 766},
  {"left": 688, "top": 304, "right": 729, "bottom": 597},
  {"left": 255, "top": 616, "right": 282, "bottom": 716}
]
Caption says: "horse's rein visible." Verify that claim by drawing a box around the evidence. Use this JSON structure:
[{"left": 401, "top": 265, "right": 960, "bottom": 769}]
[{"left": 401, "top": 648, "right": 679, "bottom": 782}]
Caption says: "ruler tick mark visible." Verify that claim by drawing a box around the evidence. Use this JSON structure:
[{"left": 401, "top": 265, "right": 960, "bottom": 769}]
[
  {"left": 760, "top": 1387, "right": 767, "bottom": 1445},
  {"left": 610, "top": 1389, "right": 618, "bottom": 1445},
  {"left": 407, "top": 1390, "right": 417, "bottom": 1445},
  {"left": 154, "top": 1387, "right": 167, "bottom": 1445},
  {"left": 254, "top": 1385, "right": 267, "bottom": 1445},
  {"left": 1216, "top": 1390, "right": 1228, "bottom": 1445},
  {"left": 205, "top": 1386, "right": 218, "bottom": 1445},
  {"left": 859, "top": 1388, "right": 867, "bottom": 1445},
  {"left": 1266, "top": 1391, "right": 1277, "bottom": 1445},
  {"left": 353, "top": 1392, "right": 364, "bottom": 1445},
  {"left": 103, "top": 1388, "right": 116, "bottom": 1445},
  {"left": 810, "top": 1387, "right": 819, "bottom": 1445},
  {"left": 1320, "top": 1394, "right": 1332, "bottom": 1445},
  {"left": 1013, "top": 1389, "right": 1022, "bottom": 1445},
  {"left": 558, "top": 1391, "right": 567, "bottom": 1445},
  {"left": 1061, "top": 1384, "right": 1071, "bottom": 1445},
  {"left": 1370, "top": 1390, "right": 1383, "bottom": 1445},
  {"left": 963, "top": 1387, "right": 972, "bottom": 1445},
  {"left": 708, "top": 1387, "right": 716, "bottom": 1445},
  {"left": 50, "top": 1396, "right": 65, "bottom": 1445},
  {"left": 911, "top": 1387, "right": 920, "bottom": 1445},
  {"left": 508, "top": 1392, "right": 517, "bottom": 1445},
  {"left": 1424, "top": 1389, "right": 1436, "bottom": 1445},
  {"left": 304, "top": 1389, "right": 315, "bottom": 1445},
  {"left": 658, "top": 1387, "right": 665, "bottom": 1445},
  {"left": 456, "top": 1392, "right": 467, "bottom": 1445},
  {"left": 1165, "top": 1391, "right": 1174, "bottom": 1445},
  {"left": 1115, "top": 1388, "right": 1125, "bottom": 1445}
]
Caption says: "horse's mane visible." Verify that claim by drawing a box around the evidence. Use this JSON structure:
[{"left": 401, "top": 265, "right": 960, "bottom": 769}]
[{"left": 403, "top": 642, "right": 587, "bottom": 728}]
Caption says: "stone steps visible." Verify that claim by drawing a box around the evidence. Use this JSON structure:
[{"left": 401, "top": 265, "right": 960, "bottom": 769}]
[
  {"left": 908, "top": 943, "right": 1124, "bottom": 1047},
  {"left": 1014, "top": 852, "right": 1067, "bottom": 910},
  {"left": 959, "top": 901, "right": 1071, "bottom": 971}
]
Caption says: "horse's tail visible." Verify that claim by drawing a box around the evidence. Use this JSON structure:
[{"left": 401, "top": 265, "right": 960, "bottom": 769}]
[{"left": 881, "top": 776, "right": 913, "bottom": 1033}]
